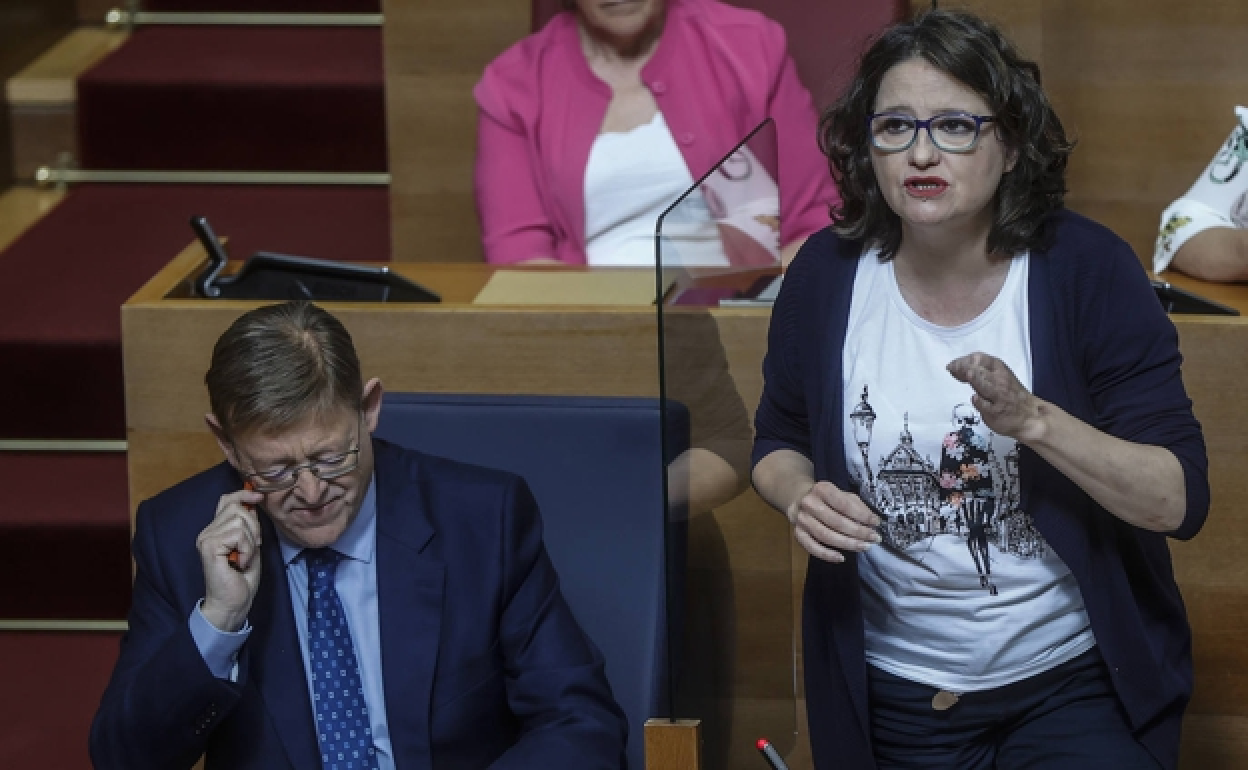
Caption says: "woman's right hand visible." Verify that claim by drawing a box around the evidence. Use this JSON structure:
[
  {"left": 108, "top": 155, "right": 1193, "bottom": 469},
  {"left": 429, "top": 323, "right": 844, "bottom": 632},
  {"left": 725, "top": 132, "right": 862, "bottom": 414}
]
[{"left": 786, "top": 481, "right": 882, "bottom": 563}]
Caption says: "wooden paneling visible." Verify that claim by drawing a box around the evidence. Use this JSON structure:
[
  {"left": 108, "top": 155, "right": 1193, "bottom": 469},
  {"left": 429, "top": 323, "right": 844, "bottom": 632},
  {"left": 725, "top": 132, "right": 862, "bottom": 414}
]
[
  {"left": 6, "top": 27, "right": 126, "bottom": 106},
  {"left": 912, "top": 0, "right": 1044, "bottom": 63},
  {"left": 77, "top": 0, "right": 114, "bottom": 24},
  {"left": 1182, "top": 715, "right": 1248, "bottom": 768},
  {"left": 385, "top": 76, "right": 482, "bottom": 261},
  {"left": 10, "top": 106, "right": 73, "bottom": 179},
  {"left": 1170, "top": 315, "right": 1248, "bottom": 727},
  {"left": 910, "top": 0, "right": 1248, "bottom": 265},
  {"left": 0, "top": 185, "right": 64, "bottom": 253},
  {"left": 644, "top": 719, "right": 701, "bottom": 770},
  {"left": 5, "top": 27, "right": 126, "bottom": 179},
  {"left": 1041, "top": 0, "right": 1248, "bottom": 263},
  {"left": 0, "top": 0, "right": 76, "bottom": 186},
  {"left": 381, "top": 0, "right": 530, "bottom": 261}
]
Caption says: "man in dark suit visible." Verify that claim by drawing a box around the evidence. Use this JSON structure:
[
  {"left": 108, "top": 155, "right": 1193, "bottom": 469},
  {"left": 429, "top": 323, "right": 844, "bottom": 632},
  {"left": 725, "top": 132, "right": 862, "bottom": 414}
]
[{"left": 90, "top": 301, "right": 627, "bottom": 770}]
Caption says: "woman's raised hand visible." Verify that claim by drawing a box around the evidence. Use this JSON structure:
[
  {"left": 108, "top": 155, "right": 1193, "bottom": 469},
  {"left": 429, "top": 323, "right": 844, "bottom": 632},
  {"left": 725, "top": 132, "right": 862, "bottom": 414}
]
[{"left": 948, "top": 352, "right": 1045, "bottom": 443}]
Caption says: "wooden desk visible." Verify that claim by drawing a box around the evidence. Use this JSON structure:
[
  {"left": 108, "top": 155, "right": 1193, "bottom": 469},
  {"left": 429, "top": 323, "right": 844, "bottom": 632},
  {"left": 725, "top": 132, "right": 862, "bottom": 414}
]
[
  {"left": 1149, "top": 272, "right": 1248, "bottom": 767},
  {"left": 123, "top": 245, "right": 1248, "bottom": 769}
]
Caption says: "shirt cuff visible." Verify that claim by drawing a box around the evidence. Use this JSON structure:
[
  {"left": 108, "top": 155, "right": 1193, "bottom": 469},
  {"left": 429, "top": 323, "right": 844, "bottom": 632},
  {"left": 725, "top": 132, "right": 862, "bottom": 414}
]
[
  {"left": 1154, "top": 199, "right": 1232, "bottom": 274},
  {"left": 189, "top": 599, "right": 251, "bottom": 681}
]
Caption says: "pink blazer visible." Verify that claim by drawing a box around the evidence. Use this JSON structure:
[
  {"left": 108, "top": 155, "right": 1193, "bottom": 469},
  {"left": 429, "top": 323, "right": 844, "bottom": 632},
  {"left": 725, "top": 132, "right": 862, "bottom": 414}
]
[{"left": 473, "top": 0, "right": 840, "bottom": 265}]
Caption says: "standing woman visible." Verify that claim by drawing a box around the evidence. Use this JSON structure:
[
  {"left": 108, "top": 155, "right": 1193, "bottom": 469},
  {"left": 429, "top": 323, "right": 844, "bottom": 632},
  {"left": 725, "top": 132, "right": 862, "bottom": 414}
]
[
  {"left": 752, "top": 10, "right": 1208, "bottom": 770},
  {"left": 473, "top": 0, "right": 838, "bottom": 266}
]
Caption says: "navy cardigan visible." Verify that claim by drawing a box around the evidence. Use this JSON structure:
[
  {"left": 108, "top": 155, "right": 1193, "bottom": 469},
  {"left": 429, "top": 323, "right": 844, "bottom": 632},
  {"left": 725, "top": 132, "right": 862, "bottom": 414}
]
[{"left": 752, "top": 210, "right": 1210, "bottom": 770}]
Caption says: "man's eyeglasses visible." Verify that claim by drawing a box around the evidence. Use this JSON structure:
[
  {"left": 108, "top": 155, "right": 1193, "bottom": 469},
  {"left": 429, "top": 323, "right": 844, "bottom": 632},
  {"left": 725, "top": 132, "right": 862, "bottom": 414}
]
[
  {"left": 236, "top": 421, "right": 362, "bottom": 493},
  {"left": 868, "top": 112, "right": 996, "bottom": 154}
]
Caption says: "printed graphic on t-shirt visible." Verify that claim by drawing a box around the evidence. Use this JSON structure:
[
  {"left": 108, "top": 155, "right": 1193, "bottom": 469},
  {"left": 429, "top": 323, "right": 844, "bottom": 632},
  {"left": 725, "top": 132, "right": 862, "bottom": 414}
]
[
  {"left": 849, "top": 385, "right": 1049, "bottom": 597},
  {"left": 1210, "top": 119, "right": 1248, "bottom": 185},
  {"left": 1233, "top": 191, "right": 1248, "bottom": 228},
  {"left": 1154, "top": 108, "right": 1248, "bottom": 272},
  {"left": 1158, "top": 213, "right": 1194, "bottom": 255}
]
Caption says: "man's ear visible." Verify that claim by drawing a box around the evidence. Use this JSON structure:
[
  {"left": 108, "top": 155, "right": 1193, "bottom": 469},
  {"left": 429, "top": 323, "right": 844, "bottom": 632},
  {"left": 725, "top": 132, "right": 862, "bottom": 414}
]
[
  {"left": 205, "top": 413, "right": 240, "bottom": 470},
  {"left": 361, "top": 378, "right": 384, "bottom": 434}
]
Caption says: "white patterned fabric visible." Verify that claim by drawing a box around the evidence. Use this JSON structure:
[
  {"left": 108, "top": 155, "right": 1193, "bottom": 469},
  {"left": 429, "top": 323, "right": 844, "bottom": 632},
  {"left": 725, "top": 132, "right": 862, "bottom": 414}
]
[
  {"left": 843, "top": 249, "right": 1095, "bottom": 693},
  {"left": 583, "top": 111, "right": 725, "bottom": 266},
  {"left": 1154, "top": 106, "right": 1248, "bottom": 273}
]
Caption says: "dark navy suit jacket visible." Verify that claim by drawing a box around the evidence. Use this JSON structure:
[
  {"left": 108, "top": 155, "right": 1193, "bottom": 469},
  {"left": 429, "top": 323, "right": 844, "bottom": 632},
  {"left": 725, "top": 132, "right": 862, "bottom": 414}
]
[
  {"left": 90, "top": 439, "right": 628, "bottom": 769},
  {"left": 753, "top": 211, "right": 1210, "bottom": 770}
]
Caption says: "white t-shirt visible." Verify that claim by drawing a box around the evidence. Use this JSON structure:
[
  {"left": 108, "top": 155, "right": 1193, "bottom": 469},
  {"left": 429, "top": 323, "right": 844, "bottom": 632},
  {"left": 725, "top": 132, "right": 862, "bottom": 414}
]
[
  {"left": 842, "top": 249, "right": 1095, "bottom": 693},
  {"left": 583, "top": 111, "right": 726, "bottom": 267},
  {"left": 1155, "top": 106, "right": 1248, "bottom": 273}
]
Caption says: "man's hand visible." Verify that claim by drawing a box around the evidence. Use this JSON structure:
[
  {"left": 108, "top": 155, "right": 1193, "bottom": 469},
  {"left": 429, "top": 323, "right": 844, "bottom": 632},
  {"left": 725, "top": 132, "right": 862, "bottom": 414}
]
[
  {"left": 196, "top": 489, "right": 265, "bottom": 632},
  {"left": 787, "top": 481, "right": 881, "bottom": 563},
  {"left": 947, "top": 353, "right": 1045, "bottom": 443}
]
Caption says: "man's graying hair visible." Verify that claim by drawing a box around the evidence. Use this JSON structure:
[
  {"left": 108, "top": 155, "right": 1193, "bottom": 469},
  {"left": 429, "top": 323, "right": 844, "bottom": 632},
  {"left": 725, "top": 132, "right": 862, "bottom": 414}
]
[{"left": 205, "top": 302, "right": 363, "bottom": 439}]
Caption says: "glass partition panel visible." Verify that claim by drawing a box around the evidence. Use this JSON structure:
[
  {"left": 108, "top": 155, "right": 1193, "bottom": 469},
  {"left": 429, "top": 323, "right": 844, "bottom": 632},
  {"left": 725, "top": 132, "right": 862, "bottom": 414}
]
[{"left": 655, "top": 119, "right": 798, "bottom": 769}]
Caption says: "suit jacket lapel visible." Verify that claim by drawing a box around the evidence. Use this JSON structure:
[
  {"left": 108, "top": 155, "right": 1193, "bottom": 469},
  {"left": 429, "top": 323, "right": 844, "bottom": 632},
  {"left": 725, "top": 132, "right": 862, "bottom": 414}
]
[
  {"left": 249, "top": 515, "right": 321, "bottom": 770},
  {"left": 373, "top": 441, "right": 445, "bottom": 770}
]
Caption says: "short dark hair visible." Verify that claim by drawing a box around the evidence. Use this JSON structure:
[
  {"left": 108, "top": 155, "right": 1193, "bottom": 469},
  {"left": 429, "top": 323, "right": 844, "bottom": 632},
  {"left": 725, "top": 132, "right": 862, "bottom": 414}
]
[
  {"left": 205, "top": 302, "right": 363, "bottom": 439},
  {"left": 818, "top": 9, "right": 1073, "bottom": 258}
]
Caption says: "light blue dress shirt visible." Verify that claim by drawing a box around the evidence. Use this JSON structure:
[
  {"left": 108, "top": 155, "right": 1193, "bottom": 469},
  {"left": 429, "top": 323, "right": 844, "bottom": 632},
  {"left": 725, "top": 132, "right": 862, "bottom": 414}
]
[{"left": 189, "top": 476, "right": 395, "bottom": 770}]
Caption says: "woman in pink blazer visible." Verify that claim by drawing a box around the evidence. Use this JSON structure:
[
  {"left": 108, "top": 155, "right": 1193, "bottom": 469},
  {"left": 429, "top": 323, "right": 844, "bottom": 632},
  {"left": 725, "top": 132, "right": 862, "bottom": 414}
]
[{"left": 474, "top": 0, "right": 840, "bottom": 266}]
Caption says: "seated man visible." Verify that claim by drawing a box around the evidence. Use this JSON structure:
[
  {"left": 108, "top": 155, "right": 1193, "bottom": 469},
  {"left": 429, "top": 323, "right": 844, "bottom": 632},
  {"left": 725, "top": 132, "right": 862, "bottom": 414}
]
[
  {"left": 90, "top": 301, "right": 627, "bottom": 770},
  {"left": 1155, "top": 105, "right": 1248, "bottom": 282}
]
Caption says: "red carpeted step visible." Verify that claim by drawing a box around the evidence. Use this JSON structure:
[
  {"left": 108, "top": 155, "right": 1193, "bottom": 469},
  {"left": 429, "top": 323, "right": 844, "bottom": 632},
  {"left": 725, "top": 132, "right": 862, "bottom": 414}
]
[
  {"left": 0, "top": 183, "right": 389, "bottom": 439},
  {"left": 147, "top": 0, "right": 379, "bottom": 9},
  {"left": 77, "top": 26, "right": 385, "bottom": 172},
  {"left": 0, "top": 453, "right": 131, "bottom": 619},
  {"left": 0, "top": 631, "right": 122, "bottom": 768}
]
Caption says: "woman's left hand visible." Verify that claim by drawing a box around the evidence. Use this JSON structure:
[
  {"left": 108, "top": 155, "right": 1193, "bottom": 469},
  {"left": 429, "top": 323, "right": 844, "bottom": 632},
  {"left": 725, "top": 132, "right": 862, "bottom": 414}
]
[
  {"left": 948, "top": 351, "right": 1188, "bottom": 533},
  {"left": 947, "top": 352, "right": 1044, "bottom": 443}
]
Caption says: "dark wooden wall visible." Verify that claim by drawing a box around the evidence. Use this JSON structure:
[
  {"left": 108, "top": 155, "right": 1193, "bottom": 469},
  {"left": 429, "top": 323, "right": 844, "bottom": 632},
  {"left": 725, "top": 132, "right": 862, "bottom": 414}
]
[
  {"left": 381, "top": 0, "right": 529, "bottom": 262},
  {"left": 0, "top": 0, "right": 76, "bottom": 189},
  {"left": 916, "top": 0, "right": 1248, "bottom": 267}
]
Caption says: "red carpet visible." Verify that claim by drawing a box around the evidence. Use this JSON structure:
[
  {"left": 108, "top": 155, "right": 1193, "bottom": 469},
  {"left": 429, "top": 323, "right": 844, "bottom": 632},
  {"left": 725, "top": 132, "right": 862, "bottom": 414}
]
[
  {"left": 0, "top": 453, "right": 131, "bottom": 619},
  {"left": 147, "top": 0, "right": 378, "bottom": 9},
  {"left": 0, "top": 183, "right": 389, "bottom": 438},
  {"left": 0, "top": 632, "right": 121, "bottom": 768},
  {"left": 0, "top": 2, "right": 392, "bottom": 760},
  {"left": 77, "top": 26, "right": 386, "bottom": 172}
]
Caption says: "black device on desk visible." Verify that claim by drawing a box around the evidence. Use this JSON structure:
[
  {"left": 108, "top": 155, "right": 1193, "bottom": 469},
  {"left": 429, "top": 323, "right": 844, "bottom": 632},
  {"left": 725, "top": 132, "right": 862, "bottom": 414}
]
[
  {"left": 1152, "top": 279, "right": 1239, "bottom": 316},
  {"left": 190, "top": 216, "right": 440, "bottom": 303}
]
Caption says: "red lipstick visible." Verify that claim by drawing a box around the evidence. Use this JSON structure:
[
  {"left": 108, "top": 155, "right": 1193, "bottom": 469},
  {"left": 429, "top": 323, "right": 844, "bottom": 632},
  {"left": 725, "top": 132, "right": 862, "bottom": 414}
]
[{"left": 904, "top": 176, "right": 949, "bottom": 199}]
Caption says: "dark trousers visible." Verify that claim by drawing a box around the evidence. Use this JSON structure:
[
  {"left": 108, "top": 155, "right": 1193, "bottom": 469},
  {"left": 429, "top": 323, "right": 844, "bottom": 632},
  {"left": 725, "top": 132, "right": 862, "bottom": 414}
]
[{"left": 867, "top": 648, "right": 1161, "bottom": 769}]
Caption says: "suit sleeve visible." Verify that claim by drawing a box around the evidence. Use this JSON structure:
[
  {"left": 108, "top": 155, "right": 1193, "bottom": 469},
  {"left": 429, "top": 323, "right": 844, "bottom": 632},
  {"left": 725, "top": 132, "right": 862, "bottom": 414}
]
[
  {"left": 761, "top": 23, "right": 838, "bottom": 246},
  {"left": 89, "top": 501, "right": 247, "bottom": 770},
  {"left": 1081, "top": 238, "right": 1211, "bottom": 540},
  {"left": 752, "top": 244, "right": 815, "bottom": 467},
  {"left": 473, "top": 63, "right": 560, "bottom": 265},
  {"left": 488, "top": 477, "right": 629, "bottom": 770}
]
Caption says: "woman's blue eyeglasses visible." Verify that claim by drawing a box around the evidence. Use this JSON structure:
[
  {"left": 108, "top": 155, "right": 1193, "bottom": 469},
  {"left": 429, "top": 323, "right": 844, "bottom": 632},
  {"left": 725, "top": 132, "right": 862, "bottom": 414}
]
[{"left": 868, "top": 112, "right": 997, "bottom": 154}]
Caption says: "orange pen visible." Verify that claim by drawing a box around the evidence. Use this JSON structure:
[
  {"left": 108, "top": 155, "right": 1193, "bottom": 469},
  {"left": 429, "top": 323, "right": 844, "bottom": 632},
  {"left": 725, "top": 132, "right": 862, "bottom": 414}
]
[{"left": 227, "top": 480, "right": 256, "bottom": 572}]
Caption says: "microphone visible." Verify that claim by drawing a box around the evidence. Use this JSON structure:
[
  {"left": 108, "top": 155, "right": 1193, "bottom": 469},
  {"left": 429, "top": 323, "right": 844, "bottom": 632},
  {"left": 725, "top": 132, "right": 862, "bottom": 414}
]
[{"left": 756, "top": 738, "right": 790, "bottom": 770}]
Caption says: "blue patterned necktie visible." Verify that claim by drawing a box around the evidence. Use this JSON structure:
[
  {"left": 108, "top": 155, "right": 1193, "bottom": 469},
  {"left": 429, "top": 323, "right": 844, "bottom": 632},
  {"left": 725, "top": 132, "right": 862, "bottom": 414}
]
[{"left": 306, "top": 548, "right": 380, "bottom": 770}]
